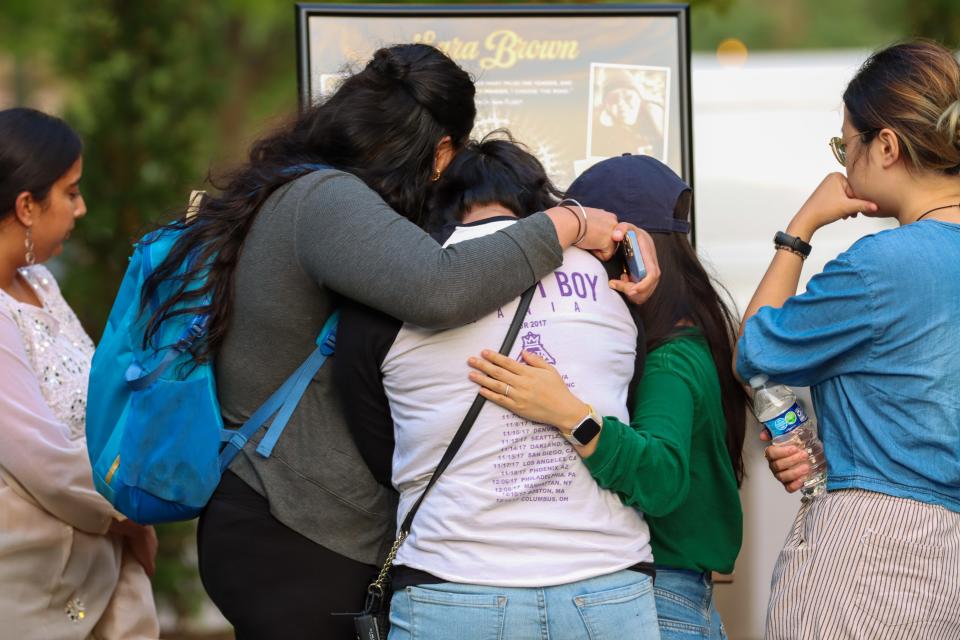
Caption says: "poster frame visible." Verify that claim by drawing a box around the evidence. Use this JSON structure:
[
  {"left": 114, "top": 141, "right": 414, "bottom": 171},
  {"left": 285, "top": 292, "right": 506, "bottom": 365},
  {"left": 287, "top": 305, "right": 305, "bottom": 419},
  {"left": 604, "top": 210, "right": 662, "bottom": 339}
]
[{"left": 295, "top": 2, "right": 694, "bottom": 239}]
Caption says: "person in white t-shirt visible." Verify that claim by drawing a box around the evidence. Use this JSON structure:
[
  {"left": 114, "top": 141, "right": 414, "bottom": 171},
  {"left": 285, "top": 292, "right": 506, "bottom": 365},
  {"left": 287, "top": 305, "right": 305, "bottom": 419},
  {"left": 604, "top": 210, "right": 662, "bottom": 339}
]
[{"left": 335, "top": 135, "right": 662, "bottom": 640}]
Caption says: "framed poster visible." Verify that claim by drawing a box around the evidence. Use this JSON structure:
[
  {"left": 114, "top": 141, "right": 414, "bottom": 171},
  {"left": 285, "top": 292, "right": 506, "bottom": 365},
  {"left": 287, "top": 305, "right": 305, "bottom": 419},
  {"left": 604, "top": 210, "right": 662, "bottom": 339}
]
[{"left": 296, "top": 3, "right": 693, "bottom": 228}]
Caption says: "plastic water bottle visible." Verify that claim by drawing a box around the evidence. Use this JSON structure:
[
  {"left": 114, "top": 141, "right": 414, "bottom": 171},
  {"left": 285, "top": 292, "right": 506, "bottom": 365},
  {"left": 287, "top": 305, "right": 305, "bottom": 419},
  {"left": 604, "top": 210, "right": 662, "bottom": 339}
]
[{"left": 750, "top": 375, "right": 826, "bottom": 497}]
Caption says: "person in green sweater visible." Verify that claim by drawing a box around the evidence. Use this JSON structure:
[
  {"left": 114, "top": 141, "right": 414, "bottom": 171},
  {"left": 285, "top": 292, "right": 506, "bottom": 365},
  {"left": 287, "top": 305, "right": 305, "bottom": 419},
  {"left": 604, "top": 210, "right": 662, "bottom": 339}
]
[{"left": 469, "top": 154, "right": 747, "bottom": 640}]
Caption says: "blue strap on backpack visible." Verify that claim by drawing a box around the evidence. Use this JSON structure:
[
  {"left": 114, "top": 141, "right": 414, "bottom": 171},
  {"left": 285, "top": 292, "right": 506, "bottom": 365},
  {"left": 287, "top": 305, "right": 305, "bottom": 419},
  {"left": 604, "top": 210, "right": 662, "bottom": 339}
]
[{"left": 86, "top": 163, "right": 335, "bottom": 524}]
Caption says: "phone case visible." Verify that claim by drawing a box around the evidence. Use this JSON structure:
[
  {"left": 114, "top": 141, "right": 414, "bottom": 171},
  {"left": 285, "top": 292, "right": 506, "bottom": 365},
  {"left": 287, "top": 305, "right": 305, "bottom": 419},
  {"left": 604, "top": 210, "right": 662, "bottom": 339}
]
[{"left": 623, "top": 230, "right": 647, "bottom": 282}]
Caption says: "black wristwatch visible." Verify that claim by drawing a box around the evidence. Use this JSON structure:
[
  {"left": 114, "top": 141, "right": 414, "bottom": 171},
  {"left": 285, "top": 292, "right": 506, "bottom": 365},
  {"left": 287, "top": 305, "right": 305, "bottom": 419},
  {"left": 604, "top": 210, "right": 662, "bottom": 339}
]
[
  {"left": 773, "top": 231, "right": 812, "bottom": 259},
  {"left": 564, "top": 406, "right": 603, "bottom": 447}
]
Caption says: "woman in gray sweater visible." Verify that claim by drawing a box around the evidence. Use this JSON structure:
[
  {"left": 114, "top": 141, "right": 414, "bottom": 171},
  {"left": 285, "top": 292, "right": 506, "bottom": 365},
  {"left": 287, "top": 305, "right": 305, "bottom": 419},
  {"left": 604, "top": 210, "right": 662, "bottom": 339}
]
[{"left": 140, "top": 44, "right": 626, "bottom": 638}]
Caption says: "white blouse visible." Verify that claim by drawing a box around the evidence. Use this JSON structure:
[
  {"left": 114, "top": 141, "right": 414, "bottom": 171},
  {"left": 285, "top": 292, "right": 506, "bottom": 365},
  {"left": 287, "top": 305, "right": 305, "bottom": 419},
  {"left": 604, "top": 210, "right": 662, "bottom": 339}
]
[{"left": 0, "top": 265, "right": 158, "bottom": 639}]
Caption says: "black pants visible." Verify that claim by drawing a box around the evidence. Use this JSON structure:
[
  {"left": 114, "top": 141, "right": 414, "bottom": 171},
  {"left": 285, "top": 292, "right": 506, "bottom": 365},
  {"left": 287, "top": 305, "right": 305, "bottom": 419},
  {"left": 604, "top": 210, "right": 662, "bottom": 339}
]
[{"left": 198, "top": 471, "right": 377, "bottom": 639}]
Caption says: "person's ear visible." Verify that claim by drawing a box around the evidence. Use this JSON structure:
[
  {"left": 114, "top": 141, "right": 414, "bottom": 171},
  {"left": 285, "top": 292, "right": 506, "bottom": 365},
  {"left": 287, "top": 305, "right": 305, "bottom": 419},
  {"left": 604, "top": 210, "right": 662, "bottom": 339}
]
[
  {"left": 13, "top": 191, "right": 35, "bottom": 227},
  {"left": 876, "top": 128, "right": 901, "bottom": 169},
  {"left": 434, "top": 136, "right": 456, "bottom": 178}
]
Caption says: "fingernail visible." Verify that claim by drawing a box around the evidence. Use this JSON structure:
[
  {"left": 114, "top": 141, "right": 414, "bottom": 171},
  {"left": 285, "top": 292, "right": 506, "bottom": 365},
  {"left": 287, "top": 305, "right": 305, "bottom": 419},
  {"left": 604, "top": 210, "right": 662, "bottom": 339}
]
[{"left": 468, "top": 357, "right": 477, "bottom": 365}]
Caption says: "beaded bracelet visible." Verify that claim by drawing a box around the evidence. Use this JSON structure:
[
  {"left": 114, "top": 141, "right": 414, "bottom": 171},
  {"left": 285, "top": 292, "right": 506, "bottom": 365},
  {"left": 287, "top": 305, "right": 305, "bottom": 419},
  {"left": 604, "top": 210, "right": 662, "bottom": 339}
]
[{"left": 774, "top": 244, "right": 808, "bottom": 260}]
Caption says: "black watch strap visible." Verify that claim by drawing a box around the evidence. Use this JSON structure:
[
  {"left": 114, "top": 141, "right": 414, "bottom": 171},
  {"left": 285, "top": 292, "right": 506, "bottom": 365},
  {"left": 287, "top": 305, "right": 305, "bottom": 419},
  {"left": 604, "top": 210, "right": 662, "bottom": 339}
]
[{"left": 774, "top": 231, "right": 812, "bottom": 258}]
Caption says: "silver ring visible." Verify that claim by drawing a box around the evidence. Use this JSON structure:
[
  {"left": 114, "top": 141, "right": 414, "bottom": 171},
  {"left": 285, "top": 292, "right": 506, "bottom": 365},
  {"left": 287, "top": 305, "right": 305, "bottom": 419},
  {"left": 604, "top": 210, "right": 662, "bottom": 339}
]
[{"left": 504, "top": 384, "right": 511, "bottom": 398}]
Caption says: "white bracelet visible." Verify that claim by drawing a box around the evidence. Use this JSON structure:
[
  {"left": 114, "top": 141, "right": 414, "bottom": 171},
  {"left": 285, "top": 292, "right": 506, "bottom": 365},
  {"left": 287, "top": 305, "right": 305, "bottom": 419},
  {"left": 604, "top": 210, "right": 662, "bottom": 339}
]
[{"left": 558, "top": 198, "right": 589, "bottom": 245}]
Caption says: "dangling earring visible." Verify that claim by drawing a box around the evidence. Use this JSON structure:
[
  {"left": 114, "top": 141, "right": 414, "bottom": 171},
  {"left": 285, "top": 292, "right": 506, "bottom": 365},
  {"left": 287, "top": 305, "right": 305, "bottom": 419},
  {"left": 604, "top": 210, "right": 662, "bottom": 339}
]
[
  {"left": 24, "top": 227, "right": 36, "bottom": 266},
  {"left": 431, "top": 169, "right": 442, "bottom": 182}
]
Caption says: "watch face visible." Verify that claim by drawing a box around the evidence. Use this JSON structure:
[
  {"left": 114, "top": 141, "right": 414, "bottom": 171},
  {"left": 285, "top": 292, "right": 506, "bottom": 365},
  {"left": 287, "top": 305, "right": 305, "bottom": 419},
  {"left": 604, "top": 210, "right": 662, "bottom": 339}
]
[{"left": 572, "top": 417, "right": 602, "bottom": 446}]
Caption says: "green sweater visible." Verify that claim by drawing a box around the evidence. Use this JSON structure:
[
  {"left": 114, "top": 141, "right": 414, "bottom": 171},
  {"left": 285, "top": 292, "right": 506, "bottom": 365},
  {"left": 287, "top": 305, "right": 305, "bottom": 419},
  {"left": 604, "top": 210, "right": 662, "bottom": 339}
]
[{"left": 584, "top": 331, "right": 743, "bottom": 574}]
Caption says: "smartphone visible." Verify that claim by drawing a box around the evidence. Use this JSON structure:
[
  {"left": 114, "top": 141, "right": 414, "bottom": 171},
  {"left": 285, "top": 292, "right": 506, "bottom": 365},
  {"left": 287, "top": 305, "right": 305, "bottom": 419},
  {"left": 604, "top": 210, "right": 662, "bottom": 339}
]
[{"left": 621, "top": 230, "right": 647, "bottom": 282}]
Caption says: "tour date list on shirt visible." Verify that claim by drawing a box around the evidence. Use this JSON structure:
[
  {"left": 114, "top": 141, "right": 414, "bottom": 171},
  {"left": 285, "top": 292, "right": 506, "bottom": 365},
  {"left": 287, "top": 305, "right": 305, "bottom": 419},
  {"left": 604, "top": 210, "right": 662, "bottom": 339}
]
[{"left": 490, "top": 268, "right": 598, "bottom": 504}]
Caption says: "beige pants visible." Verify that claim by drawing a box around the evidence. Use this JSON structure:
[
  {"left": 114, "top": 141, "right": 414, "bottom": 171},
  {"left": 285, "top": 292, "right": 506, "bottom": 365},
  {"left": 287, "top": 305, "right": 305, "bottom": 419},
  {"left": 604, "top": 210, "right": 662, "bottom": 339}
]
[
  {"left": 93, "top": 548, "right": 160, "bottom": 640},
  {"left": 766, "top": 489, "right": 960, "bottom": 640}
]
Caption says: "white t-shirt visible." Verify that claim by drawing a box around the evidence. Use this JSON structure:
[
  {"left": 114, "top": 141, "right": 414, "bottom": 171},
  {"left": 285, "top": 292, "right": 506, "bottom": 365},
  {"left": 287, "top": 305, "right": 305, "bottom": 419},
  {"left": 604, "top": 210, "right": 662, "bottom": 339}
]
[{"left": 383, "top": 220, "right": 653, "bottom": 587}]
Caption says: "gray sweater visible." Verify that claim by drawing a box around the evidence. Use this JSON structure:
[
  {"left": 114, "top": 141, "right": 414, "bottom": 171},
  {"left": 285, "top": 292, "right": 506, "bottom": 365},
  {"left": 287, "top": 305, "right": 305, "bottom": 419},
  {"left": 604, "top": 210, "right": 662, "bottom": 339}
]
[{"left": 217, "top": 169, "right": 563, "bottom": 565}]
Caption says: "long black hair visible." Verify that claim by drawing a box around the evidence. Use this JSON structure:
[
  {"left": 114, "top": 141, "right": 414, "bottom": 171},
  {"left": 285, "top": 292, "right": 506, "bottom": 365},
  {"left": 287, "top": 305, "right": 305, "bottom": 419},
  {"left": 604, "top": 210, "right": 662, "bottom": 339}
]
[
  {"left": 0, "top": 108, "right": 83, "bottom": 220},
  {"left": 641, "top": 191, "right": 748, "bottom": 485},
  {"left": 140, "top": 44, "right": 476, "bottom": 361}
]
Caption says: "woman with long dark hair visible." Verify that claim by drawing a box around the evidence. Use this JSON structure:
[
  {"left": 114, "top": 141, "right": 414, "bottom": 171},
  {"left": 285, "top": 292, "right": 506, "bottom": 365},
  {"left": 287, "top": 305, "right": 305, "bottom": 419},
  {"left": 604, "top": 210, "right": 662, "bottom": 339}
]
[
  {"left": 139, "top": 44, "right": 627, "bottom": 638},
  {"left": 470, "top": 155, "right": 746, "bottom": 640},
  {"left": 737, "top": 40, "right": 960, "bottom": 639},
  {"left": 0, "top": 108, "right": 159, "bottom": 639}
]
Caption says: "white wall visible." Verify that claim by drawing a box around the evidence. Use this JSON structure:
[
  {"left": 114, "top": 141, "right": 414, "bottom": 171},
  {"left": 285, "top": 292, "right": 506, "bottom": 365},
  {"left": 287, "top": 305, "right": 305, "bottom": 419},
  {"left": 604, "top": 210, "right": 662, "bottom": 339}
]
[{"left": 691, "top": 50, "right": 894, "bottom": 640}]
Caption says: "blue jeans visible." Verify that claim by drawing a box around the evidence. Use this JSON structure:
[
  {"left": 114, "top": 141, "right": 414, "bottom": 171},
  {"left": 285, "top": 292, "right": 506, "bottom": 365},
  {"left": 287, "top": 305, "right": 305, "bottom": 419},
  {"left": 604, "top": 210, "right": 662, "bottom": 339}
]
[
  {"left": 653, "top": 569, "right": 726, "bottom": 639},
  {"left": 388, "top": 569, "right": 660, "bottom": 640}
]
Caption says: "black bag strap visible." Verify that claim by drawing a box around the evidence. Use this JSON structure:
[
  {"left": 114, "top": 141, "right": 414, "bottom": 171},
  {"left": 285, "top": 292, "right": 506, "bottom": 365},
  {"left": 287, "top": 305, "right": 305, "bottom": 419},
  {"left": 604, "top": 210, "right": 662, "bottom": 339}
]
[
  {"left": 399, "top": 284, "right": 536, "bottom": 534},
  {"left": 365, "top": 285, "right": 536, "bottom": 600}
]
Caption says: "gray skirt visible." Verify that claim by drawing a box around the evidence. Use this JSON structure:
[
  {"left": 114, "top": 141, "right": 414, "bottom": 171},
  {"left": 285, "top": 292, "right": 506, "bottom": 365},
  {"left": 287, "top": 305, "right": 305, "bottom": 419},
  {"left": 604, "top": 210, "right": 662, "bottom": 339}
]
[{"left": 766, "top": 489, "right": 960, "bottom": 640}]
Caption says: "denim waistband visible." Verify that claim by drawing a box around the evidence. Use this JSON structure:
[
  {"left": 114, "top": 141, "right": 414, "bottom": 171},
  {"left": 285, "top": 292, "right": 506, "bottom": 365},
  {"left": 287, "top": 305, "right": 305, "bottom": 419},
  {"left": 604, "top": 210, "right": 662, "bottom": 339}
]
[
  {"left": 653, "top": 566, "right": 712, "bottom": 583},
  {"left": 393, "top": 562, "right": 656, "bottom": 591}
]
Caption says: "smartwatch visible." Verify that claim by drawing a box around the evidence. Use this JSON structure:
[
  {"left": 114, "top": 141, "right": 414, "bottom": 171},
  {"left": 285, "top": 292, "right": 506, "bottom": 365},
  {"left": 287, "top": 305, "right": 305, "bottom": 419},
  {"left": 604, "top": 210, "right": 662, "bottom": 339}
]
[
  {"left": 773, "top": 231, "right": 812, "bottom": 259},
  {"left": 564, "top": 406, "right": 603, "bottom": 447}
]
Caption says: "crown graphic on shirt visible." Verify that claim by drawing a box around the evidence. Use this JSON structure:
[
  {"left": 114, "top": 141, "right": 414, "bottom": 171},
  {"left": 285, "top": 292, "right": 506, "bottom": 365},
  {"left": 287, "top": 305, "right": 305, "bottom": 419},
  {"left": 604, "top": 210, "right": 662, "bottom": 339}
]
[{"left": 518, "top": 331, "right": 557, "bottom": 365}]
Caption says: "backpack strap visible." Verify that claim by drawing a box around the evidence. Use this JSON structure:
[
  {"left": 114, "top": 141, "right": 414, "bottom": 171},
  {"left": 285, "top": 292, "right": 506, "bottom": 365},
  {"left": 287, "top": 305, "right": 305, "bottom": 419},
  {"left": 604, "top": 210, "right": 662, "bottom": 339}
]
[
  {"left": 217, "top": 310, "right": 340, "bottom": 470},
  {"left": 125, "top": 315, "right": 208, "bottom": 391}
]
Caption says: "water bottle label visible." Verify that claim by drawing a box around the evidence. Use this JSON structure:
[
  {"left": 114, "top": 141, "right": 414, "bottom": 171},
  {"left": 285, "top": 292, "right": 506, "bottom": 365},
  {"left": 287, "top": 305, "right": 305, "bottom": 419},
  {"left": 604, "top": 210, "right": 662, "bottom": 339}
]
[{"left": 762, "top": 402, "right": 808, "bottom": 437}]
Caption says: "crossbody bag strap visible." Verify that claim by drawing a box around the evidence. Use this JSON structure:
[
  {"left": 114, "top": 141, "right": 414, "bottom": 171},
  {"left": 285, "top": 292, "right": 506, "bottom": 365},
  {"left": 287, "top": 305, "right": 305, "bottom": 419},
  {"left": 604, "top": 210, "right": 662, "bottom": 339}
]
[{"left": 366, "top": 285, "right": 537, "bottom": 601}]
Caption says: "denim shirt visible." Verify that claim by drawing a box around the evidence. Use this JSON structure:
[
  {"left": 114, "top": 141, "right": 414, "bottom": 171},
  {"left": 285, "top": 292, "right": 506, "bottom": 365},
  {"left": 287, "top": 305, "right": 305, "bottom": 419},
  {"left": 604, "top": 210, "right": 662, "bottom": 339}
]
[{"left": 737, "top": 220, "right": 960, "bottom": 512}]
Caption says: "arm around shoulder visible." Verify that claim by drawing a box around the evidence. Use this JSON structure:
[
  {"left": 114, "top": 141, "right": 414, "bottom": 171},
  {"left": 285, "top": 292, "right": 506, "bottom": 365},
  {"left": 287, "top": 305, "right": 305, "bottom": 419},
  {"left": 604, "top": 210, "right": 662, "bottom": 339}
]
[{"left": 293, "top": 172, "right": 563, "bottom": 328}]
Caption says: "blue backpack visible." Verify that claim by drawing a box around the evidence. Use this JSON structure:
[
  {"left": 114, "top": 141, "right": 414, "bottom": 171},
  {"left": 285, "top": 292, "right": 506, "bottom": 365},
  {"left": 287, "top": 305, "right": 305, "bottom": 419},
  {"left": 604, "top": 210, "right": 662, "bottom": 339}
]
[{"left": 87, "top": 181, "right": 337, "bottom": 524}]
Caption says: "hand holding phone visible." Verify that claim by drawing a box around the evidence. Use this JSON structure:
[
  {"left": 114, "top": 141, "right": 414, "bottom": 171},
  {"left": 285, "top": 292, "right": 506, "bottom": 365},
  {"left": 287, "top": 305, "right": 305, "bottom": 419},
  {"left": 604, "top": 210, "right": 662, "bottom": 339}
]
[{"left": 621, "top": 229, "right": 647, "bottom": 282}]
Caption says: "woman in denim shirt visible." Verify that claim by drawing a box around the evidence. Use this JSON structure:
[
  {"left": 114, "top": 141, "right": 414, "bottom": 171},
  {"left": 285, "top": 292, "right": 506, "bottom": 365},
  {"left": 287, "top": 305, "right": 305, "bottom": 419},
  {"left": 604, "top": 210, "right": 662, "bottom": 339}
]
[{"left": 736, "top": 40, "right": 960, "bottom": 639}]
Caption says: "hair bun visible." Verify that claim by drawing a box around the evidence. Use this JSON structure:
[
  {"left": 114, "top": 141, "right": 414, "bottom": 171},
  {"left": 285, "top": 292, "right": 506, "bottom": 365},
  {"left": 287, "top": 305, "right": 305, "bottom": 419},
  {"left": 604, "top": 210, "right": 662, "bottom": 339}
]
[
  {"left": 369, "top": 49, "right": 411, "bottom": 82},
  {"left": 938, "top": 98, "right": 960, "bottom": 147},
  {"left": 940, "top": 99, "right": 960, "bottom": 174}
]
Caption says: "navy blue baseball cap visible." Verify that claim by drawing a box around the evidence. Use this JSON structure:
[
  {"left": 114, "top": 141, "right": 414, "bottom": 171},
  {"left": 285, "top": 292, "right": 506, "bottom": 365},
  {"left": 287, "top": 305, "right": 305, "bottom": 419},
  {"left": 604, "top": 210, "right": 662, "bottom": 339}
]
[{"left": 567, "top": 154, "right": 691, "bottom": 234}]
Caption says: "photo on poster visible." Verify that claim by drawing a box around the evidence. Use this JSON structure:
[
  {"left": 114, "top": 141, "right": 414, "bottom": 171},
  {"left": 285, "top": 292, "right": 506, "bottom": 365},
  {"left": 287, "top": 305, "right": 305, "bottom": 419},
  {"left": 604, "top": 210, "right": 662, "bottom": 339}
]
[{"left": 586, "top": 63, "right": 671, "bottom": 162}]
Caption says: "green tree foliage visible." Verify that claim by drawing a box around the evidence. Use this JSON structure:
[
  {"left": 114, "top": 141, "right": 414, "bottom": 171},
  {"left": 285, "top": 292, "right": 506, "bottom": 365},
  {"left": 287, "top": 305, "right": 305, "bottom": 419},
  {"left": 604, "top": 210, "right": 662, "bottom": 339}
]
[
  {"left": 0, "top": 0, "right": 59, "bottom": 104},
  {"left": 51, "top": 1, "right": 297, "bottom": 335},
  {"left": 884, "top": 0, "right": 960, "bottom": 46},
  {"left": 690, "top": 0, "right": 958, "bottom": 52}
]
